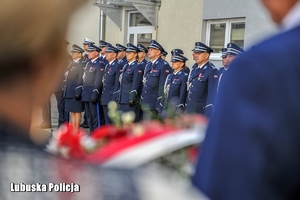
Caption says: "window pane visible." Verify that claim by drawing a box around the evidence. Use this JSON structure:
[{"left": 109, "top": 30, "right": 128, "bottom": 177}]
[
  {"left": 209, "top": 23, "right": 226, "bottom": 53},
  {"left": 129, "top": 34, "right": 134, "bottom": 44},
  {"left": 130, "top": 13, "right": 151, "bottom": 27},
  {"left": 230, "top": 22, "right": 245, "bottom": 48},
  {"left": 137, "top": 33, "right": 152, "bottom": 47}
]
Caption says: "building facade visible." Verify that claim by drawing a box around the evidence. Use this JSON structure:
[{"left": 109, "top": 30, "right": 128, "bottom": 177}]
[
  {"left": 201, "top": 0, "right": 276, "bottom": 67},
  {"left": 67, "top": 0, "right": 278, "bottom": 68}
]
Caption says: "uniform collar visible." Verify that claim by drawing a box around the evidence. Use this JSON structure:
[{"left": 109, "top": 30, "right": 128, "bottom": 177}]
[
  {"left": 198, "top": 61, "right": 209, "bottom": 69},
  {"left": 173, "top": 69, "right": 182, "bottom": 75},
  {"left": 73, "top": 58, "right": 80, "bottom": 63},
  {"left": 128, "top": 60, "right": 135, "bottom": 65},
  {"left": 151, "top": 58, "right": 159, "bottom": 64},
  {"left": 91, "top": 57, "right": 98, "bottom": 63},
  {"left": 109, "top": 59, "right": 117, "bottom": 65}
]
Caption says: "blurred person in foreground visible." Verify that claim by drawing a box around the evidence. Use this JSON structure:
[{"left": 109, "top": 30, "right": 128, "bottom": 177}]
[
  {"left": 193, "top": 0, "right": 300, "bottom": 199},
  {"left": 0, "top": 0, "right": 85, "bottom": 143},
  {"left": 0, "top": 1, "right": 208, "bottom": 200}
]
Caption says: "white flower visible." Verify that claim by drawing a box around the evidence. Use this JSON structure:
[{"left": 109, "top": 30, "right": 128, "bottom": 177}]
[
  {"left": 59, "top": 147, "right": 70, "bottom": 158},
  {"left": 108, "top": 101, "right": 118, "bottom": 111},
  {"left": 121, "top": 111, "right": 135, "bottom": 124},
  {"left": 80, "top": 135, "right": 97, "bottom": 150}
]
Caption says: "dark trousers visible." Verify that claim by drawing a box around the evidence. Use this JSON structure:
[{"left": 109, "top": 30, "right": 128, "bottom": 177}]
[
  {"left": 102, "top": 105, "right": 112, "bottom": 125},
  {"left": 54, "top": 91, "right": 67, "bottom": 127},
  {"left": 84, "top": 101, "right": 99, "bottom": 133}
]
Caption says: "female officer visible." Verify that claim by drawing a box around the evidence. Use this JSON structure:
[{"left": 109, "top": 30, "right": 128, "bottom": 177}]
[
  {"left": 117, "top": 43, "right": 144, "bottom": 122},
  {"left": 137, "top": 44, "right": 148, "bottom": 70},
  {"left": 159, "top": 52, "right": 188, "bottom": 118},
  {"left": 64, "top": 44, "right": 85, "bottom": 130}
]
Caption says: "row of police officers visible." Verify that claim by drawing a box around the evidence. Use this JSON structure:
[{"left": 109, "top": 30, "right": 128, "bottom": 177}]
[{"left": 63, "top": 38, "right": 243, "bottom": 132}]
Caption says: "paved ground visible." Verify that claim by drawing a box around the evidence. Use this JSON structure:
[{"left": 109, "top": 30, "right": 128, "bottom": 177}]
[{"left": 33, "top": 94, "right": 89, "bottom": 134}]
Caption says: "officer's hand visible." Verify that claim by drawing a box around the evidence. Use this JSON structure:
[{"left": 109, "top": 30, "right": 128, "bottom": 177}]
[
  {"left": 91, "top": 99, "right": 97, "bottom": 105},
  {"left": 75, "top": 95, "right": 82, "bottom": 101},
  {"left": 128, "top": 100, "right": 134, "bottom": 107}
]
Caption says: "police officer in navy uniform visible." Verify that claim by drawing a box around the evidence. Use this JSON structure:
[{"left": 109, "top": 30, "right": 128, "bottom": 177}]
[
  {"left": 137, "top": 44, "right": 148, "bottom": 70},
  {"left": 218, "top": 47, "right": 227, "bottom": 76},
  {"left": 137, "top": 44, "right": 149, "bottom": 120},
  {"left": 217, "top": 43, "right": 244, "bottom": 93},
  {"left": 64, "top": 44, "right": 85, "bottom": 130},
  {"left": 99, "top": 40, "right": 109, "bottom": 66},
  {"left": 82, "top": 37, "right": 95, "bottom": 62},
  {"left": 116, "top": 43, "right": 128, "bottom": 68},
  {"left": 116, "top": 43, "right": 144, "bottom": 122},
  {"left": 171, "top": 48, "right": 190, "bottom": 75},
  {"left": 80, "top": 43, "right": 105, "bottom": 132},
  {"left": 101, "top": 44, "right": 122, "bottom": 124},
  {"left": 159, "top": 53, "right": 188, "bottom": 118},
  {"left": 224, "top": 43, "right": 244, "bottom": 67},
  {"left": 141, "top": 40, "right": 172, "bottom": 119},
  {"left": 185, "top": 42, "right": 219, "bottom": 118},
  {"left": 80, "top": 37, "right": 95, "bottom": 128}
]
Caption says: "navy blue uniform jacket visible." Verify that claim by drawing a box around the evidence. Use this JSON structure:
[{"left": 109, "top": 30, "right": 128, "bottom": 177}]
[
  {"left": 118, "top": 57, "right": 128, "bottom": 69},
  {"left": 81, "top": 58, "right": 105, "bottom": 102},
  {"left": 192, "top": 25, "right": 300, "bottom": 199},
  {"left": 139, "top": 59, "right": 148, "bottom": 70},
  {"left": 185, "top": 62, "right": 218, "bottom": 117},
  {"left": 101, "top": 59, "right": 122, "bottom": 105},
  {"left": 160, "top": 70, "right": 188, "bottom": 117},
  {"left": 65, "top": 59, "right": 85, "bottom": 98},
  {"left": 117, "top": 60, "right": 144, "bottom": 104},
  {"left": 141, "top": 57, "right": 172, "bottom": 110}
]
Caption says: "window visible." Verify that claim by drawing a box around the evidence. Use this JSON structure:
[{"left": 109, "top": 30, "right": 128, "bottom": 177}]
[
  {"left": 206, "top": 19, "right": 245, "bottom": 54},
  {"left": 127, "top": 11, "right": 152, "bottom": 46}
]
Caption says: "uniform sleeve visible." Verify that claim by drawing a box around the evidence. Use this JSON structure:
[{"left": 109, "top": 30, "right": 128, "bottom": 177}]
[
  {"left": 129, "top": 64, "right": 144, "bottom": 102},
  {"left": 203, "top": 68, "right": 219, "bottom": 117},
  {"left": 112, "top": 64, "right": 123, "bottom": 101},
  {"left": 91, "top": 62, "right": 105, "bottom": 100},
  {"left": 177, "top": 74, "right": 188, "bottom": 111},
  {"left": 158, "top": 74, "right": 170, "bottom": 115},
  {"left": 156, "top": 62, "right": 172, "bottom": 110},
  {"left": 75, "top": 62, "right": 86, "bottom": 96}
]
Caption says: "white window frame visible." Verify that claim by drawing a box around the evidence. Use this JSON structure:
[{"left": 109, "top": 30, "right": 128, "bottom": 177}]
[
  {"left": 127, "top": 11, "right": 152, "bottom": 45},
  {"left": 206, "top": 18, "right": 245, "bottom": 60}
]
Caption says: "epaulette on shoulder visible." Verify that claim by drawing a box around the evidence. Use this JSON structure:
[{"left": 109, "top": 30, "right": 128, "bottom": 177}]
[{"left": 208, "top": 61, "right": 216, "bottom": 69}]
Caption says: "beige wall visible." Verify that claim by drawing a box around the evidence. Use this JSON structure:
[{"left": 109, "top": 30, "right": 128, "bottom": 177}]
[
  {"left": 67, "top": 0, "right": 204, "bottom": 67},
  {"left": 66, "top": 0, "right": 100, "bottom": 50},
  {"left": 105, "top": 7, "right": 127, "bottom": 46},
  {"left": 157, "top": 0, "right": 204, "bottom": 67}
]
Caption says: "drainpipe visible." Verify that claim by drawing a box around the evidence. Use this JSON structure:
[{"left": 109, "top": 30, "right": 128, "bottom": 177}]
[{"left": 99, "top": 1, "right": 106, "bottom": 41}]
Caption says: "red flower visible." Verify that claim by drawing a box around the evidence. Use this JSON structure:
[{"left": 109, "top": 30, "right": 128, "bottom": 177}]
[{"left": 57, "top": 123, "right": 86, "bottom": 159}]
